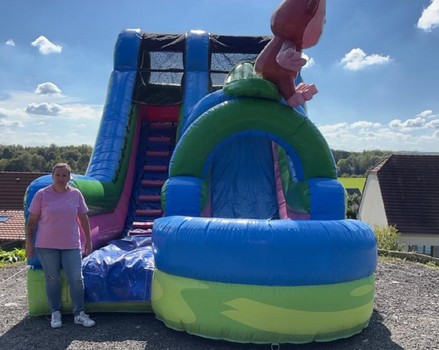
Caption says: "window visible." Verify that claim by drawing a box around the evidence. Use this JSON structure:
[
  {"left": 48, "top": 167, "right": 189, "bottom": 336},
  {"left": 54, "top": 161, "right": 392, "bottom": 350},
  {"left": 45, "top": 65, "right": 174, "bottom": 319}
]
[
  {"left": 408, "top": 244, "right": 433, "bottom": 256},
  {"left": 419, "top": 245, "right": 432, "bottom": 255},
  {"left": 0, "top": 216, "right": 10, "bottom": 223}
]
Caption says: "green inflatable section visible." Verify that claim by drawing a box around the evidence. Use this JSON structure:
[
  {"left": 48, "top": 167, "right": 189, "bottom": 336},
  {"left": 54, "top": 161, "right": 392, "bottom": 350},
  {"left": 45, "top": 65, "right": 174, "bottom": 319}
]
[
  {"left": 152, "top": 269, "right": 375, "bottom": 344},
  {"left": 27, "top": 269, "right": 152, "bottom": 316},
  {"left": 223, "top": 62, "right": 282, "bottom": 101},
  {"left": 169, "top": 98, "right": 336, "bottom": 181}
]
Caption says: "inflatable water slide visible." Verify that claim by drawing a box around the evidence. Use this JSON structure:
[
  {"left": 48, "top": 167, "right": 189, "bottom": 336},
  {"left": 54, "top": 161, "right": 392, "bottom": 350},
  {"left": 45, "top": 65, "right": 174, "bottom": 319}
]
[{"left": 25, "top": 29, "right": 377, "bottom": 344}]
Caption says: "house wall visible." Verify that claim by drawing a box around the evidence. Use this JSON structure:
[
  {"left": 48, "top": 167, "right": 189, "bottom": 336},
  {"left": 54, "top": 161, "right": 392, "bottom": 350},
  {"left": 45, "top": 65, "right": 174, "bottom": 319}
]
[
  {"left": 399, "top": 234, "right": 439, "bottom": 258},
  {"left": 358, "top": 174, "right": 387, "bottom": 226}
]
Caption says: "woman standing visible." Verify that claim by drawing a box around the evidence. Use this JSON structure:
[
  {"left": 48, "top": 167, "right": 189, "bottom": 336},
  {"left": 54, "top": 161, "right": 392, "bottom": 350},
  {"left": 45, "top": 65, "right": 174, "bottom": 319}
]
[{"left": 25, "top": 163, "right": 95, "bottom": 328}]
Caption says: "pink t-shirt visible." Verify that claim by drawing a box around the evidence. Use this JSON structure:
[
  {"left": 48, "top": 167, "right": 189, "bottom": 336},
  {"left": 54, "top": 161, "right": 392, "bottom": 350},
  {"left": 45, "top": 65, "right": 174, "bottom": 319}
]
[{"left": 29, "top": 185, "right": 89, "bottom": 249}]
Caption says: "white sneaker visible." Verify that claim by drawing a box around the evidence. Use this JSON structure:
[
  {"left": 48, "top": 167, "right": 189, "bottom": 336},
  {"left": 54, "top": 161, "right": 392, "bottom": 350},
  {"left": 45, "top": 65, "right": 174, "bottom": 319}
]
[
  {"left": 51, "top": 311, "right": 62, "bottom": 328},
  {"left": 74, "top": 311, "right": 96, "bottom": 327}
]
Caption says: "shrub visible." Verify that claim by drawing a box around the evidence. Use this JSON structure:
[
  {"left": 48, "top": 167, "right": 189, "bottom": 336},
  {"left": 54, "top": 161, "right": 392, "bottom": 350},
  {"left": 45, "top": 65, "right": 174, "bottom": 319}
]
[
  {"left": 373, "top": 225, "right": 401, "bottom": 251},
  {"left": 346, "top": 193, "right": 361, "bottom": 219},
  {"left": 0, "top": 248, "right": 26, "bottom": 265}
]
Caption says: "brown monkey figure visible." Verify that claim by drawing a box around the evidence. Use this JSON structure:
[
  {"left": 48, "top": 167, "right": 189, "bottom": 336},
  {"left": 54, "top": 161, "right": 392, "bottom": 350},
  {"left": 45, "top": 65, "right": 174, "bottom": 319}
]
[{"left": 255, "top": 0, "right": 326, "bottom": 107}]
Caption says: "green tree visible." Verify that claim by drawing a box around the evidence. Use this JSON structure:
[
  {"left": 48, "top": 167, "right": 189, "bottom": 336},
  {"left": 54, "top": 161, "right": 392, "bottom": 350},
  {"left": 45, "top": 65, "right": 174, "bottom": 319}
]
[
  {"left": 346, "top": 193, "right": 361, "bottom": 219},
  {"left": 337, "top": 159, "right": 351, "bottom": 176},
  {"left": 333, "top": 149, "right": 390, "bottom": 177},
  {"left": 1, "top": 148, "right": 12, "bottom": 159},
  {"left": 0, "top": 144, "right": 93, "bottom": 173},
  {"left": 5, "top": 153, "right": 33, "bottom": 171}
]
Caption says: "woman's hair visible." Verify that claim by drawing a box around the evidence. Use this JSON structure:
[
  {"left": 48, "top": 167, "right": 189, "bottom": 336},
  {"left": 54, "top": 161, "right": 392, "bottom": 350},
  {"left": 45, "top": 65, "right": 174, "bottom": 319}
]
[{"left": 52, "top": 162, "right": 72, "bottom": 176}]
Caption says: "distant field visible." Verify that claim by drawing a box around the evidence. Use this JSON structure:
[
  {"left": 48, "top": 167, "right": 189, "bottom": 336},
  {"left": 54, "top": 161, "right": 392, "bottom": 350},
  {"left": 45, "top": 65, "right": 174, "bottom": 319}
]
[{"left": 338, "top": 177, "right": 366, "bottom": 192}]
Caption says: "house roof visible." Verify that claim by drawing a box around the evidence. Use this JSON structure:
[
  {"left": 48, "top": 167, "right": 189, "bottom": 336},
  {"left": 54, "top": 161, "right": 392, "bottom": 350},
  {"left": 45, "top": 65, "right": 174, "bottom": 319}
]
[
  {"left": 370, "top": 154, "right": 439, "bottom": 235},
  {"left": 0, "top": 172, "right": 47, "bottom": 210},
  {"left": 0, "top": 210, "right": 26, "bottom": 242},
  {"left": 0, "top": 172, "right": 47, "bottom": 242}
]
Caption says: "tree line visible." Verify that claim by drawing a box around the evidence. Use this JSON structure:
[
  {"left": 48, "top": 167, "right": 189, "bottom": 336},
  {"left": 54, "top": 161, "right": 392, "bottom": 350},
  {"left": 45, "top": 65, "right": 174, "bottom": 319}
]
[
  {"left": 332, "top": 149, "right": 391, "bottom": 177},
  {"left": 0, "top": 144, "right": 92, "bottom": 174},
  {"left": 0, "top": 144, "right": 390, "bottom": 177}
]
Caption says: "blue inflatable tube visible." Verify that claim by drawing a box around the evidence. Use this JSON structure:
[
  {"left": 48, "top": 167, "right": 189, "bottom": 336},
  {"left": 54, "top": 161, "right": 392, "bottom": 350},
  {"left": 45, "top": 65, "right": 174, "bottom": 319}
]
[
  {"left": 87, "top": 29, "right": 141, "bottom": 182},
  {"left": 153, "top": 216, "right": 377, "bottom": 286},
  {"left": 180, "top": 30, "right": 210, "bottom": 138}
]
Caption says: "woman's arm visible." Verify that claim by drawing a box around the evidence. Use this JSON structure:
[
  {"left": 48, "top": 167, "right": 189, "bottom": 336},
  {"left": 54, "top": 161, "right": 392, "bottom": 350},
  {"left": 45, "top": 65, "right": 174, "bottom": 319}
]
[
  {"left": 78, "top": 213, "right": 92, "bottom": 256},
  {"left": 25, "top": 213, "right": 40, "bottom": 258}
]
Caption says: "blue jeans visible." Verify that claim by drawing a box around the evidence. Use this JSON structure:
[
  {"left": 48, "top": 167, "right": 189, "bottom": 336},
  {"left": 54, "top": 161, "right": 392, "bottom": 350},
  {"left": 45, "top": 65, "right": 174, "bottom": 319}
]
[{"left": 36, "top": 248, "right": 84, "bottom": 316}]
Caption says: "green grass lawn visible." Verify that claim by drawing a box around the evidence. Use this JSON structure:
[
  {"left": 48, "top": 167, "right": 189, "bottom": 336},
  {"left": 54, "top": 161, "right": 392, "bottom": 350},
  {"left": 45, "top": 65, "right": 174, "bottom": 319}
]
[{"left": 338, "top": 177, "right": 366, "bottom": 192}]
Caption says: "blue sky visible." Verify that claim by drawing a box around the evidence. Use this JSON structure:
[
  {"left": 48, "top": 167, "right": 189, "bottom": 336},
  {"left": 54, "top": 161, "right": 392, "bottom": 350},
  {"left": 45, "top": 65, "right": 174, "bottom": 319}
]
[{"left": 1, "top": 0, "right": 439, "bottom": 152}]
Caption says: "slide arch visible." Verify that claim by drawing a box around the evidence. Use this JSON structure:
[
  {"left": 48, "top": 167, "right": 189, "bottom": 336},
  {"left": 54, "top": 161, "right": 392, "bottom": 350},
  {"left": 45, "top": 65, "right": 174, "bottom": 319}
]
[{"left": 169, "top": 98, "right": 336, "bottom": 182}]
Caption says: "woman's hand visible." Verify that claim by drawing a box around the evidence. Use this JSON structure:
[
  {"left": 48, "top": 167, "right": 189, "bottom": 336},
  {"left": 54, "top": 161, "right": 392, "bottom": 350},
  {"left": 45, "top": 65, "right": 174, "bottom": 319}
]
[
  {"left": 25, "top": 212, "right": 39, "bottom": 259},
  {"left": 25, "top": 243, "right": 35, "bottom": 259},
  {"left": 78, "top": 213, "right": 92, "bottom": 256},
  {"left": 84, "top": 239, "right": 93, "bottom": 257}
]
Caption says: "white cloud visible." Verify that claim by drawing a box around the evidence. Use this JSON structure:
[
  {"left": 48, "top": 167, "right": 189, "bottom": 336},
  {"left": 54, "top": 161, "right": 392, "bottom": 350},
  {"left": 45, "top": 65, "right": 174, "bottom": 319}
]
[
  {"left": 417, "top": 109, "right": 434, "bottom": 118},
  {"left": 5, "top": 39, "right": 15, "bottom": 47},
  {"left": 417, "top": 0, "right": 439, "bottom": 32},
  {"left": 1, "top": 90, "right": 102, "bottom": 119},
  {"left": 318, "top": 123, "right": 349, "bottom": 136},
  {"left": 302, "top": 53, "right": 315, "bottom": 69},
  {"left": 349, "top": 121, "right": 381, "bottom": 129},
  {"left": 31, "top": 35, "right": 63, "bottom": 55},
  {"left": 340, "top": 48, "right": 392, "bottom": 71},
  {"left": 0, "top": 90, "right": 60, "bottom": 107},
  {"left": 34, "top": 82, "right": 62, "bottom": 95},
  {"left": 389, "top": 116, "right": 426, "bottom": 130},
  {"left": 318, "top": 110, "right": 439, "bottom": 152},
  {"left": 60, "top": 104, "right": 103, "bottom": 119},
  {"left": 0, "top": 118, "right": 23, "bottom": 127},
  {"left": 26, "top": 102, "right": 63, "bottom": 116},
  {"left": 0, "top": 89, "right": 103, "bottom": 146},
  {"left": 426, "top": 119, "right": 439, "bottom": 129}
]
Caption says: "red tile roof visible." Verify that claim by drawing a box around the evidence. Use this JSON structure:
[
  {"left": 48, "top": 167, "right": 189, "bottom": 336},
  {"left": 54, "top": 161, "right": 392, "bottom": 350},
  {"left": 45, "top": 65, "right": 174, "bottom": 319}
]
[
  {"left": 0, "top": 210, "right": 26, "bottom": 242},
  {"left": 0, "top": 172, "right": 47, "bottom": 210},
  {"left": 371, "top": 154, "right": 439, "bottom": 235},
  {"left": 0, "top": 172, "right": 47, "bottom": 242}
]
